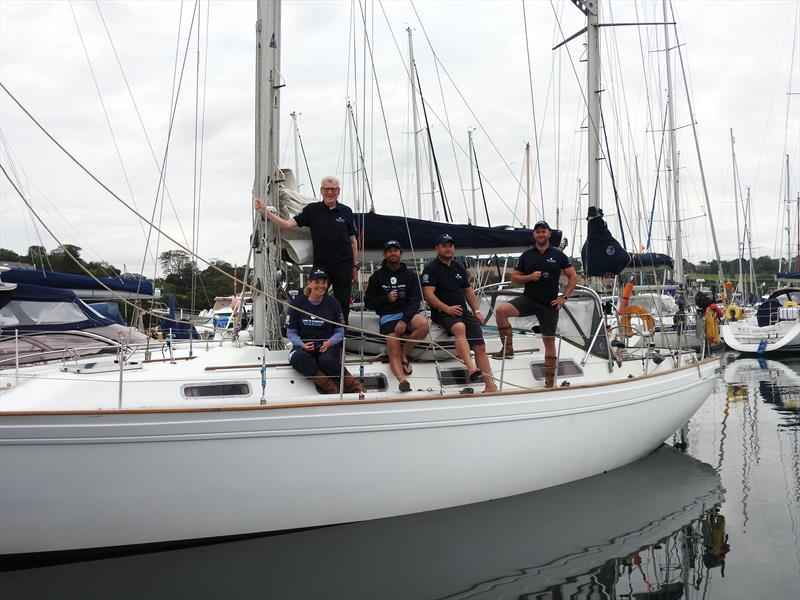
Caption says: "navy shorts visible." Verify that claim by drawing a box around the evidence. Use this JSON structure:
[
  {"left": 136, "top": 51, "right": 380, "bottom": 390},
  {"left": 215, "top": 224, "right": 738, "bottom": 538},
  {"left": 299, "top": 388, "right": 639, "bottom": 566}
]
[
  {"left": 434, "top": 313, "right": 485, "bottom": 347},
  {"left": 380, "top": 314, "right": 424, "bottom": 336},
  {"left": 379, "top": 318, "right": 403, "bottom": 335},
  {"left": 507, "top": 295, "right": 560, "bottom": 336}
]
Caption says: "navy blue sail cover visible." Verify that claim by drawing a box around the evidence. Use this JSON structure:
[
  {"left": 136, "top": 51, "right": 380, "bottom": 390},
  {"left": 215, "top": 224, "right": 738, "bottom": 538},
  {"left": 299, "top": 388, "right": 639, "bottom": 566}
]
[
  {"left": 580, "top": 207, "right": 631, "bottom": 276},
  {"left": 1, "top": 268, "right": 154, "bottom": 296},
  {"left": 777, "top": 272, "right": 800, "bottom": 280},
  {"left": 355, "top": 212, "right": 562, "bottom": 254}
]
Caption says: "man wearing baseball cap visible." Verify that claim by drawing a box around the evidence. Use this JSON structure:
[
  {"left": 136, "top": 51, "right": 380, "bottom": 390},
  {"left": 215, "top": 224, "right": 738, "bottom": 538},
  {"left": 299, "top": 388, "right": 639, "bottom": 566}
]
[
  {"left": 492, "top": 220, "right": 578, "bottom": 387},
  {"left": 421, "top": 234, "right": 497, "bottom": 392},
  {"left": 364, "top": 240, "right": 430, "bottom": 392}
]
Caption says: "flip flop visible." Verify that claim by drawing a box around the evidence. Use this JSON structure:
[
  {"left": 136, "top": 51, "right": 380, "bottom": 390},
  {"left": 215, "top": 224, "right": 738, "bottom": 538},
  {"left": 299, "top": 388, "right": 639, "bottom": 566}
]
[
  {"left": 468, "top": 369, "right": 483, "bottom": 382},
  {"left": 399, "top": 380, "right": 412, "bottom": 393},
  {"left": 401, "top": 358, "right": 413, "bottom": 375}
]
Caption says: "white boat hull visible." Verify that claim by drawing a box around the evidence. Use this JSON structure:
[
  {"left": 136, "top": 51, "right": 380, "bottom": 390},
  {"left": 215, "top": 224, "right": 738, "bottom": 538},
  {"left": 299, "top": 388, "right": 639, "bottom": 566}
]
[
  {"left": 0, "top": 359, "right": 718, "bottom": 556},
  {"left": 721, "top": 320, "right": 800, "bottom": 353}
]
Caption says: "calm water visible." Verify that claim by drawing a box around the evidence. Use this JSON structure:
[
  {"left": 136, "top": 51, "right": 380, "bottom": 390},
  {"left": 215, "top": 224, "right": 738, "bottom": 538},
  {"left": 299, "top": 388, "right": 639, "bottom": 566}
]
[{"left": 1, "top": 355, "right": 798, "bottom": 600}]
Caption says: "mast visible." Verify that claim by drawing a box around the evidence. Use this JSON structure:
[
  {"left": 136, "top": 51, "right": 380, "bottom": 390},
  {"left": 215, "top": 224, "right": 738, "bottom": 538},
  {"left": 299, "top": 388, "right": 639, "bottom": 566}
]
[
  {"left": 290, "top": 111, "right": 301, "bottom": 193},
  {"left": 786, "top": 154, "right": 792, "bottom": 272},
  {"left": 407, "top": 27, "right": 423, "bottom": 219},
  {"left": 730, "top": 128, "right": 745, "bottom": 299},
  {"left": 525, "top": 142, "right": 532, "bottom": 227},
  {"left": 586, "top": 0, "right": 601, "bottom": 211},
  {"left": 253, "top": 0, "right": 283, "bottom": 347},
  {"left": 663, "top": 0, "right": 682, "bottom": 285},
  {"left": 468, "top": 128, "right": 477, "bottom": 225},
  {"left": 745, "top": 187, "right": 756, "bottom": 298}
]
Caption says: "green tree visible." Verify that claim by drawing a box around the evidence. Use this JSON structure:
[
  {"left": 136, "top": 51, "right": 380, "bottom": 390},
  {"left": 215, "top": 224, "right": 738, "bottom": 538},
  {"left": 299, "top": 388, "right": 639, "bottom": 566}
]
[{"left": 0, "top": 248, "right": 21, "bottom": 262}]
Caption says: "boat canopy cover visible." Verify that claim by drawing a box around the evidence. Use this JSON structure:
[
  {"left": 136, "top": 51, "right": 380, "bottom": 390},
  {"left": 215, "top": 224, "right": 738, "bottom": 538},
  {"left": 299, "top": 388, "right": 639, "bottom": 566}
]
[
  {"left": 627, "top": 253, "right": 674, "bottom": 270},
  {"left": 580, "top": 207, "right": 631, "bottom": 276},
  {"left": 0, "top": 283, "right": 115, "bottom": 331},
  {"left": 88, "top": 301, "right": 126, "bottom": 325},
  {"left": 777, "top": 272, "right": 800, "bottom": 280},
  {"left": 1, "top": 268, "right": 154, "bottom": 297}
]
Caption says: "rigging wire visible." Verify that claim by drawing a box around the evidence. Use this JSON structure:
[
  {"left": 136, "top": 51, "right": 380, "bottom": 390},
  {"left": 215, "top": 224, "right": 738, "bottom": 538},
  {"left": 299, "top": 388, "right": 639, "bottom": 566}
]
[
  {"left": 407, "top": 0, "right": 531, "bottom": 226},
  {"left": 68, "top": 0, "right": 152, "bottom": 274},
  {"left": 93, "top": 1, "right": 193, "bottom": 280},
  {"left": 426, "top": 31, "right": 470, "bottom": 222},
  {"left": 0, "top": 134, "right": 54, "bottom": 271},
  {"left": 521, "top": 0, "right": 547, "bottom": 219}
]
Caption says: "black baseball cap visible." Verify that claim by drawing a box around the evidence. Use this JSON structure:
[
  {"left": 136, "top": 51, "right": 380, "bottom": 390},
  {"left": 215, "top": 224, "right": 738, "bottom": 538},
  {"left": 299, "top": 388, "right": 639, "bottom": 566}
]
[
  {"left": 383, "top": 239, "right": 402, "bottom": 250},
  {"left": 309, "top": 269, "right": 329, "bottom": 281},
  {"left": 435, "top": 233, "right": 455, "bottom": 245},
  {"left": 533, "top": 221, "right": 551, "bottom": 231}
]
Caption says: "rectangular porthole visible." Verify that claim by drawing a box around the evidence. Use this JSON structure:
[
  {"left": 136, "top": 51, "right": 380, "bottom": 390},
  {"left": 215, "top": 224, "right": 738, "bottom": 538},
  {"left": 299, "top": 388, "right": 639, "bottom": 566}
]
[
  {"left": 530, "top": 360, "right": 584, "bottom": 381},
  {"left": 182, "top": 382, "right": 251, "bottom": 399}
]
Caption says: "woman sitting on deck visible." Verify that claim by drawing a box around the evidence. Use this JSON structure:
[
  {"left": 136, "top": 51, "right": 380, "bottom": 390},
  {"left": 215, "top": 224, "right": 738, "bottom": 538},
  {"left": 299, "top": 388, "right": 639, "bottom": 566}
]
[{"left": 287, "top": 269, "right": 363, "bottom": 395}]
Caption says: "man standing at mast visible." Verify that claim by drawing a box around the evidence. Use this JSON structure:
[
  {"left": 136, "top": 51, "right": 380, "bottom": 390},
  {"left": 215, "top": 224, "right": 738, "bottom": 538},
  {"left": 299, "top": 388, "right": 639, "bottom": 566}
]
[{"left": 255, "top": 176, "right": 359, "bottom": 323}]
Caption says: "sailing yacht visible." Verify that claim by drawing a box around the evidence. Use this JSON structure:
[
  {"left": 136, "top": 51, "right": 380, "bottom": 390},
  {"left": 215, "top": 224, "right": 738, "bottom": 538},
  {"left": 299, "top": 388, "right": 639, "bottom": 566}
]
[{"left": 0, "top": 0, "right": 718, "bottom": 558}]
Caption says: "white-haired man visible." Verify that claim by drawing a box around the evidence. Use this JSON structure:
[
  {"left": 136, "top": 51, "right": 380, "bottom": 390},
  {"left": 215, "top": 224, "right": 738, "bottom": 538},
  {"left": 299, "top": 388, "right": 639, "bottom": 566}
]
[{"left": 255, "top": 176, "right": 359, "bottom": 323}]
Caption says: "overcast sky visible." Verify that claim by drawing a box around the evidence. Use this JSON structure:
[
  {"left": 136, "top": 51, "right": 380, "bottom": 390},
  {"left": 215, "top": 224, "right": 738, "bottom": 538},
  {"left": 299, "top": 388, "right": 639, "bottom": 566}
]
[{"left": 2, "top": 0, "right": 799, "bottom": 277}]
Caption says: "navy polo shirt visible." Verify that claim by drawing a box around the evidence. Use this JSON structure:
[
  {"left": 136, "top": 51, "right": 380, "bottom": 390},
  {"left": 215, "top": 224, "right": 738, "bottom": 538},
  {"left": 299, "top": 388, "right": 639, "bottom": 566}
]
[
  {"left": 293, "top": 201, "right": 358, "bottom": 270},
  {"left": 421, "top": 258, "right": 471, "bottom": 319},
  {"left": 287, "top": 294, "right": 344, "bottom": 343},
  {"left": 515, "top": 245, "right": 572, "bottom": 304}
]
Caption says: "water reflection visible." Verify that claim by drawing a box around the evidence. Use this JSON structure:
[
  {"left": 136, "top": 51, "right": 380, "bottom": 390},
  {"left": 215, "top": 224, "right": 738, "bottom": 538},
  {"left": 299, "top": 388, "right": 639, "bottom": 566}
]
[
  {"left": 724, "top": 357, "right": 800, "bottom": 428},
  {"left": 1, "top": 446, "right": 723, "bottom": 600}
]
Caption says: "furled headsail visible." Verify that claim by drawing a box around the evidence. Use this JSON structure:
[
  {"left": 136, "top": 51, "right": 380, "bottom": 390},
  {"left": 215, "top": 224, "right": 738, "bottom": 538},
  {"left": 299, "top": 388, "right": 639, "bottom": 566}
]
[{"left": 580, "top": 207, "right": 631, "bottom": 276}]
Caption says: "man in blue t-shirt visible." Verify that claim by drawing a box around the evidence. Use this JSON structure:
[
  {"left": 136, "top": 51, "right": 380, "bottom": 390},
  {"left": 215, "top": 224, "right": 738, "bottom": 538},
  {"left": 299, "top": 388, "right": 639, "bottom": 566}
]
[
  {"left": 256, "top": 176, "right": 359, "bottom": 323},
  {"left": 492, "top": 221, "right": 578, "bottom": 387}
]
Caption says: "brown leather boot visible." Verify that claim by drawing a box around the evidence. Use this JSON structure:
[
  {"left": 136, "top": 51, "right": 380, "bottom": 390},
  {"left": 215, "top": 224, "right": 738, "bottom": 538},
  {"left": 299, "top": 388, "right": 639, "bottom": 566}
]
[
  {"left": 491, "top": 326, "right": 515, "bottom": 359},
  {"left": 544, "top": 355, "right": 558, "bottom": 388},
  {"left": 342, "top": 370, "right": 364, "bottom": 394},
  {"left": 313, "top": 370, "right": 339, "bottom": 395}
]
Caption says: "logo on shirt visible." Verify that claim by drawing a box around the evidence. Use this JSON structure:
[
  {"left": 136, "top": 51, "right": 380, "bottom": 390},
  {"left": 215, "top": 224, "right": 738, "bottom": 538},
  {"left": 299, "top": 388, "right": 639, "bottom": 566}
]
[
  {"left": 335, "top": 217, "right": 346, "bottom": 224},
  {"left": 546, "top": 257, "right": 556, "bottom": 263},
  {"left": 301, "top": 318, "right": 325, "bottom": 327},
  {"left": 422, "top": 273, "right": 430, "bottom": 284},
  {"left": 390, "top": 276, "right": 397, "bottom": 284},
  {"left": 455, "top": 273, "right": 463, "bottom": 280},
  {"left": 606, "top": 245, "right": 616, "bottom": 256}
]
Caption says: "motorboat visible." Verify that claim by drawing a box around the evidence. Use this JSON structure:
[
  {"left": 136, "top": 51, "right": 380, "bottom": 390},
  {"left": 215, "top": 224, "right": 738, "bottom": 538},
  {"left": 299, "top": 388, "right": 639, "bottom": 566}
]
[{"left": 721, "top": 287, "right": 800, "bottom": 354}]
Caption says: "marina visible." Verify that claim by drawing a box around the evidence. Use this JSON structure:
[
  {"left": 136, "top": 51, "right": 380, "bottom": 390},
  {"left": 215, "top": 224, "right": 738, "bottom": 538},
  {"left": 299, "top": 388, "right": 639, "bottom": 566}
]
[{"left": 1, "top": 0, "right": 799, "bottom": 595}]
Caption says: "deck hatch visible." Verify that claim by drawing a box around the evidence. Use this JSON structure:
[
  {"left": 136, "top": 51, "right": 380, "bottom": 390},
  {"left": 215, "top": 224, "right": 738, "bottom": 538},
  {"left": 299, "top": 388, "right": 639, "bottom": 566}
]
[{"left": 530, "top": 359, "right": 584, "bottom": 380}]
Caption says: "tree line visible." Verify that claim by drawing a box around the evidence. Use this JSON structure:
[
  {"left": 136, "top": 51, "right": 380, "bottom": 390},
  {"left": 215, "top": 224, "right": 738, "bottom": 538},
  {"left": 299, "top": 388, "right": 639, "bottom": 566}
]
[{"left": 0, "top": 246, "right": 243, "bottom": 310}]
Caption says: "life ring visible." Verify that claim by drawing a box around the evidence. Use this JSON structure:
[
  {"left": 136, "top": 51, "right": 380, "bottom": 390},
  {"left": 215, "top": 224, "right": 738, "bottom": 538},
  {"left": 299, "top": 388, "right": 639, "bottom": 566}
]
[
  {"left": 705, "top": 306, "right": 721, "bottom": 345},
  {"left": 725, "top": 305, "right": 744, "bottom": 321},
  {"left": 619, "top": 305, "right": 654, "bottom": 337},
  {"left": 618, "top": 281, "right": 635, "bottom": 313}
]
